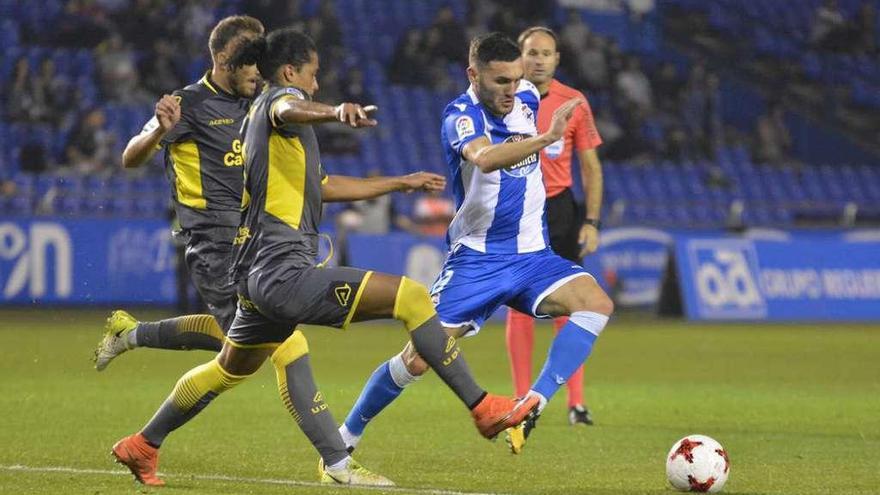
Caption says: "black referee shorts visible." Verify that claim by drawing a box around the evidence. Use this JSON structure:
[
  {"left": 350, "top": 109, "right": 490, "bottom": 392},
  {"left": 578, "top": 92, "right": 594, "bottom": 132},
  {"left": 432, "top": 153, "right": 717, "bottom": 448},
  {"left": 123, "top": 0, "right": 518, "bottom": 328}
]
[{"left": 546, "top": 188, "right": 583, "bottom": 263}]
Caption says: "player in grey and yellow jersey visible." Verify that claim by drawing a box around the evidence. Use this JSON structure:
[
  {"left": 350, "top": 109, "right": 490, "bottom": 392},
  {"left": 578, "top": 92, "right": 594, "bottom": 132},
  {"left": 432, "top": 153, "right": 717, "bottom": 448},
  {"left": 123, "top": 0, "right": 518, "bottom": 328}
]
[
  {"left": 93, "top": 16, "right": 264, "bottom": 370},
  {"left": 109, "top": 28, "right": 541, "bottom": 488}
]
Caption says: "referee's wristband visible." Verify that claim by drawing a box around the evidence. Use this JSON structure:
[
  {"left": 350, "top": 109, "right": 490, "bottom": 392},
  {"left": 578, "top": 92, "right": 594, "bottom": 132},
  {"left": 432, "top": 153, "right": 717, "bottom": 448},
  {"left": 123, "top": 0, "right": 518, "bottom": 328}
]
[{"left": 583, "top": 218, "right": 602, "bottom": 229}]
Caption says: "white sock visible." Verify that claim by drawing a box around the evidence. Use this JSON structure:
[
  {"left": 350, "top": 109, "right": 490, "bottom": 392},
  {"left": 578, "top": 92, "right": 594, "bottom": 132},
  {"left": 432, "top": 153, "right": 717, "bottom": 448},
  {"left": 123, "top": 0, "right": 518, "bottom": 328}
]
[
  {"left": 125, "top": 328, "right": 138, "bottom": 349},
  {"left": 527, "top": 390, "right": 549, "bottom": 414},
  {"left": 388, "top": 353, "right": 419, "bottom": 387},
  {"left": 339, "top": 424, "right": 360, "bottom": 450},
  {"left": 327, "top": 455, "right": 352, "bottom": 471}
]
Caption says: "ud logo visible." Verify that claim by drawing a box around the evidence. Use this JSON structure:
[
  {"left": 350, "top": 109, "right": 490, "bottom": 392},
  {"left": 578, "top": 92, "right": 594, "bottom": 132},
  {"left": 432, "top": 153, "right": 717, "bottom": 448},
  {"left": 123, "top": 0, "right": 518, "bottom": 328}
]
[
  {"left": 443, "top": 336, "right": 459, "bottom": 366},
  {"left": 311, "top": 391, "right": 328, "bottom": 414},
  {"left": 334, "top": 283, "right": 352, "bottom": 306}
]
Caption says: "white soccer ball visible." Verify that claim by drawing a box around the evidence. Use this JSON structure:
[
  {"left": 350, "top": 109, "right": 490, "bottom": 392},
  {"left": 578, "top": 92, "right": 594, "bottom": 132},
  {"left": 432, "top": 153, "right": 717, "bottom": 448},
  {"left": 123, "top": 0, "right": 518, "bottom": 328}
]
[{"left": 666, "top": 434, "right": 730, "bottom": 493}]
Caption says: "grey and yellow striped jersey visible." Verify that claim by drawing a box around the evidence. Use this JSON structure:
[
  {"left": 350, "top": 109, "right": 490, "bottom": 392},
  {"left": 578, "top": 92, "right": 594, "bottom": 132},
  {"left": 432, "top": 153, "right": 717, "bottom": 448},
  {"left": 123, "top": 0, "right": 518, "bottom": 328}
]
[
  {"left": 141, "top": 72, "right": 251, "bottom": 229},
  {"left": 231, "top": 85, "right": 328, "bottom": 279}
]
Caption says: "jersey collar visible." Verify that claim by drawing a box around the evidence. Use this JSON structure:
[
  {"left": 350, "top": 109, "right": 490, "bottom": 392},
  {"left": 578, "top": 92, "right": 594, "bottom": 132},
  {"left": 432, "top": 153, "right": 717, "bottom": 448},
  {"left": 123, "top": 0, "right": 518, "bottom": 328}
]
[{"left": 200, "top": 71, "right": 236, "bottom": 99}]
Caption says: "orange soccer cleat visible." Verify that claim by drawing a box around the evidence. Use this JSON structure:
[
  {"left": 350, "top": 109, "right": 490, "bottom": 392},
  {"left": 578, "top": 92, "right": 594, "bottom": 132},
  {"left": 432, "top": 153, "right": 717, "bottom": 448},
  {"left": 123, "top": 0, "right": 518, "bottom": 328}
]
[
  {"left": 111, "top": 433, "right": 165, "bottom": 486},
  {"left": 471, "top": 394, "right": 540, "bottom": 440}
]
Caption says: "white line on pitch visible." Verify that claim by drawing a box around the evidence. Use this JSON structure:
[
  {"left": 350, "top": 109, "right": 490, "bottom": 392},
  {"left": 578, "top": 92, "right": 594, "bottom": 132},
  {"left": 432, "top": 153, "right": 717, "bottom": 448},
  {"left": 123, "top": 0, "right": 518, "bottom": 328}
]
[{"left": 0, "top": 464, "right": 513, "bottom": 495}]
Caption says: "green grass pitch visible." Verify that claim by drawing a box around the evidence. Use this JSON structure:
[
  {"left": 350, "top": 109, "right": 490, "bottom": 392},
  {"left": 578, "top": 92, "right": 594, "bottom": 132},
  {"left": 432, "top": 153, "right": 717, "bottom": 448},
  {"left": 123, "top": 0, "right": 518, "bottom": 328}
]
[{"left": 0, "top": 309, "right": 878, "bottom": 494}]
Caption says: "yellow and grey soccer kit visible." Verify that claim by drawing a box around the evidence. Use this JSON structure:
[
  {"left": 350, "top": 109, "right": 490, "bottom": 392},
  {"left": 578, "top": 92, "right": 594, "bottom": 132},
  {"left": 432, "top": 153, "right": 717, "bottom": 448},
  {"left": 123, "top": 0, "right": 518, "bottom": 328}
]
[
  {"left": 145, "top": 72, "right": 251, "bottom": 331},
  {"left": 228, "top": 85, "right": 372, "bottom": 346}
]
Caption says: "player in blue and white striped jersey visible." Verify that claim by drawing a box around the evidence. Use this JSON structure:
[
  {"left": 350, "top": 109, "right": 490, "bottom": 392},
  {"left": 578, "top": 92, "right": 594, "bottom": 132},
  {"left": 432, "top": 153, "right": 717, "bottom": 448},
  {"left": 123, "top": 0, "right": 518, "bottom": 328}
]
[
  {"left": 341, "top": 32, "right": 615, "bottom": 455},
  {"left": 442, "top": 75, "right": 547, "bottom": 254}
]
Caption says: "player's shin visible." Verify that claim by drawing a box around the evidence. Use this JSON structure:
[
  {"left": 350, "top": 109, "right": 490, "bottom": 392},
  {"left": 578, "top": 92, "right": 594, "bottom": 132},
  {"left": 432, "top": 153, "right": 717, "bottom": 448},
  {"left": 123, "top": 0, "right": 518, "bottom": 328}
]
[
  {"left": 135, "top": 315, "right": 225, "bottom": 352},
  {"left": 271, "top": 332, "right": 350, "bottom": 467},
  {"left": 141, "top": 358, "right": 249, "bottom": 447},
  {"left": 531, "top": 311, "right": 608, "bottom": 411},
  {"left": 395, "top": 277, "right": 486, "bottom": 409},
  {"left": 554, "top": 316, "right": 585, "bottom": 407},
  {"left": 342, "top": 353, "right": 416, "bottom": 448}
]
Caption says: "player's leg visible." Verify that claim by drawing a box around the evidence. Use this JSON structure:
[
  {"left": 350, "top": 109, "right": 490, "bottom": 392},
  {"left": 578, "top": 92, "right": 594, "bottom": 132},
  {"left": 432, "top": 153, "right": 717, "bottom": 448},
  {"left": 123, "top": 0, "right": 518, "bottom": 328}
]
[
  {"left": 347, "top": 272, "right": 488, "bottom": 410},
  {"left": 546, "top": 189, "right": 593, "bottom": 424},
  {"left": 505, "top": 309, "right": 535, "bottom": 397},
  {"left": 341, "top": 257, "right": 539, "bottom": 448},
  {"left": 555, "top": 315, "right": 592, "bottom": 425},
  {"left": 268, "top": 331, "right": 391, "bottom": 486},
  {"left": 504, "top": 254, "right": 612, "bottom": 453},
  {"left": 93, "top": 229, "right": 235, "bottom": 370},
  {"left": 530, "top": 274, "right": 613, "bottom": 412},
  {"left": 111, "top": 339, "right": 269, "bottom": 486},
  {"left": 245, "top": 268, "right": 394, "bottom": 485}
]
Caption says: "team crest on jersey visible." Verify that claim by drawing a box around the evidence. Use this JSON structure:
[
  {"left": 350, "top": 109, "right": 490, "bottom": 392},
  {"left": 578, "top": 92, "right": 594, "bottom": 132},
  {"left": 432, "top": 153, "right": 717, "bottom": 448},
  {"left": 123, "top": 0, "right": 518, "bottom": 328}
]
[
  {"left": 502, "top": 134, "right": 540, "bottom": 177},
  {"left": 521, "top": 103, "right": 534, "bottom": 124},
  {"left": 455, "top": 115, "right": 475, "bottom": 140}
]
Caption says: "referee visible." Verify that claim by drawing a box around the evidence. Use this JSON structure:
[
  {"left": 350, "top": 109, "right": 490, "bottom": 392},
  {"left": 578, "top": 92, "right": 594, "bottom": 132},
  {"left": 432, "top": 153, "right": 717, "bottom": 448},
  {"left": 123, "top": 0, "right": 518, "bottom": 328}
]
[{"left": 506, "top": 26, "right": 605, "bottom": 426}]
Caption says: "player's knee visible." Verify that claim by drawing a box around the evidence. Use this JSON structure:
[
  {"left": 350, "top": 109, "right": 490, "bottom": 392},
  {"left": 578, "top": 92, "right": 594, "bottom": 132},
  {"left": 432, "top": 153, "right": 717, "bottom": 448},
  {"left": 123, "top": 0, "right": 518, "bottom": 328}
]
[
  {"left": 591, "top": 289, "right": 614, "bottom": 316},
  {"left": 572, "top": 279, "right": 614, "bottom": 316},
  {"left": 401, "top": 348, "right": 430, "bottom": 376},
  {"left": 393, "top": 277, "right": 436, "bottom": 331},
  {"left": 271, "top": 331, "right": 309, "bottom": 369}
]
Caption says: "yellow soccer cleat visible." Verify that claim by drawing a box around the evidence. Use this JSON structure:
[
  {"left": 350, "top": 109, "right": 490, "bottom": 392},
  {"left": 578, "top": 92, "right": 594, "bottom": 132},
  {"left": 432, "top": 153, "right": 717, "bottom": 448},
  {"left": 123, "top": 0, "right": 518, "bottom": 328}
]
[
  {"left": 506, "top": 424, "right": 526, "bottom": 454},
  {"left": 505, "top": 411, "right": 540, "bottom": 455},
  {"left": 93, "top": 310, "right": 138, "bottom": 371},
  {"left": 319, "top": 457, "right": 394, "bottom": 486}
]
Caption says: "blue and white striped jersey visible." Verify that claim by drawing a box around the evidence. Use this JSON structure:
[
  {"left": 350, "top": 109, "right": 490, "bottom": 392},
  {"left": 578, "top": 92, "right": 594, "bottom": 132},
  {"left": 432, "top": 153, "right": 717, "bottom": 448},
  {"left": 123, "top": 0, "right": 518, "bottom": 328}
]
[{"left": 440, "top": 80, "right": 548, "bottom": 254}]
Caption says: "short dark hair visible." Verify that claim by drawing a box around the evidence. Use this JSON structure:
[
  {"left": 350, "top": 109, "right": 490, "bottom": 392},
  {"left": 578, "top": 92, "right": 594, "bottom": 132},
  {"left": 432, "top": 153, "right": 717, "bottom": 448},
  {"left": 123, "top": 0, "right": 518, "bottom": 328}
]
[
  {"left": 208, "top": 15, "right": 265, "bottom": 58},
  {"left": 517, "top": 26, "right": 558, "bottom": 50},
  {"left": 228, "top": 28, "right": 317, "bottom": 81},
  {"left": 469, "top": 32, "right": 521, "bottom": 68}
]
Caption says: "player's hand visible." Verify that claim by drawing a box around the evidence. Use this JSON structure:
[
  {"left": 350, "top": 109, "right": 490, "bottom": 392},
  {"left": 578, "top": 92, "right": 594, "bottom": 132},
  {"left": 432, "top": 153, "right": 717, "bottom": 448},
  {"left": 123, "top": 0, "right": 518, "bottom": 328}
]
[
  {"left": 399, "top": 172, "right": 446, "bottom": 193},
  {"left": 335, "top": 103, "right": 378, "bottom": 128},
  {"left": 547, "top": 98, "right": 582, "bottom": 141},
  {"left": 579, "top": 223, "right": 599, "bottom": 257},
  {"left": 155, "top": 94, "right": 181, "bottom": 132}
]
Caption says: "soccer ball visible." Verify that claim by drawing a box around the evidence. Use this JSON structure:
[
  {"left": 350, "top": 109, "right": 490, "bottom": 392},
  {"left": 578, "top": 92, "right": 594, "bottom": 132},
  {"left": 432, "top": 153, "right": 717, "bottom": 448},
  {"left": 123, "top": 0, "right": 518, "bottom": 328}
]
[{"left": 666, "top": 435, "right": 730, "bottom": 493}]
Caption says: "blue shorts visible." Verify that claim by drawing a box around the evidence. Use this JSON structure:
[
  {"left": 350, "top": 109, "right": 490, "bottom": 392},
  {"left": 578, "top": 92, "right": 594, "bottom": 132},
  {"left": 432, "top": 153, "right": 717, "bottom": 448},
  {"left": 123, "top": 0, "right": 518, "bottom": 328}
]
[{"left": 429, "top": 246, "right": 592, "bottom": 336}]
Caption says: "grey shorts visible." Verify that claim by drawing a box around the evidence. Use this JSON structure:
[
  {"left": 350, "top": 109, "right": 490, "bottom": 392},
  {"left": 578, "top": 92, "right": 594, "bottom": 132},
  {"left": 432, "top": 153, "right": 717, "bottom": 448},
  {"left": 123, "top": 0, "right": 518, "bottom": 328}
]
[
  {"left": 180, "top": 225, "right": 239, "bottom": 333},
  {"left": 227, "top": 265, "right": 373, "bottom": 345}
]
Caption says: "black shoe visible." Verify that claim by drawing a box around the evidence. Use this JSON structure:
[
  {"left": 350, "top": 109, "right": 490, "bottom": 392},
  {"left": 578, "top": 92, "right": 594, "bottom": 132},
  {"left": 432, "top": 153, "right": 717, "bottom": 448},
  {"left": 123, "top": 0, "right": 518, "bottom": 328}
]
[{"left": 568, "top": 404, "right": 594, "bottom": 426}]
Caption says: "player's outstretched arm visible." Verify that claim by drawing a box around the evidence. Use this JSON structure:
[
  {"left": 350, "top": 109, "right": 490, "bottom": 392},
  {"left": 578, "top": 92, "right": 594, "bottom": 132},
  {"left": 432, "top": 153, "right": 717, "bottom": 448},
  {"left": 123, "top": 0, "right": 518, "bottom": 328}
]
[
  {"left": 274, "top": 98, "right": 377, "bottom": 128},
  {"left": 321, "top": 172, "right": 445, "bottom": 202},
  {"left": 122, "top": 95, "right": 180, "bottom": 169},
  {"left": 464, "top": 98, "right": 582, "bottom": 174}
]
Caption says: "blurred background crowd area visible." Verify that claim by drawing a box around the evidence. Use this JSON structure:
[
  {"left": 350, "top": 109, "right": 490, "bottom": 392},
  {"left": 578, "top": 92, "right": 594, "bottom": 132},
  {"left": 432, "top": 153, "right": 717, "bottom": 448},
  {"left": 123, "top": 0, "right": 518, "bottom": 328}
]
[{"left": 1, "top": 0, "right": 879, "bottom": 231}]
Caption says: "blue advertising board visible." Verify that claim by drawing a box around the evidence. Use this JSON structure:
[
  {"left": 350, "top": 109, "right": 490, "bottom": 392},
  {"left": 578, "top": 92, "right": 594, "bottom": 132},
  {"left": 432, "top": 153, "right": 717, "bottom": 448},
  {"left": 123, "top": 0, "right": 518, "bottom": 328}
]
[
  {"left": 0, "top": 218, "right": 176, "bottom": 305},
  {"left": 581, "top": 227, "right": 673, "bottom": 306},
  {"left": 674, "top": 234, "right": 880, "bottom": 321}
]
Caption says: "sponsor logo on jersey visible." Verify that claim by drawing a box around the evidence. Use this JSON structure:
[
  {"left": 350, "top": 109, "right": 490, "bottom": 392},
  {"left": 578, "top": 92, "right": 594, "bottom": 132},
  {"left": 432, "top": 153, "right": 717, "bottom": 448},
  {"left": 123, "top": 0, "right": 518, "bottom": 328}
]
[
  {"left": 502, "top": 134, "right": 540, "bottom": 177},
  {"left": 545, "top": 138, "right": 565, "bottom": 158},
  {"left": 223, "top": 139, "right": 244, "bottom": 167}
]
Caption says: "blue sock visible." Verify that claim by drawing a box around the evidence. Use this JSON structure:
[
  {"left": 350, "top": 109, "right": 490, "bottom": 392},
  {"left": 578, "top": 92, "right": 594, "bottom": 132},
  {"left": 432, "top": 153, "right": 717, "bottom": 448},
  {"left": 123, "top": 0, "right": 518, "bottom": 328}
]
[
  {"left": 343, "top": 361, "right": 405, "bottom": 435},
  {"left": 532, "top": 312, "right": 608, "bottom": 403}
]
